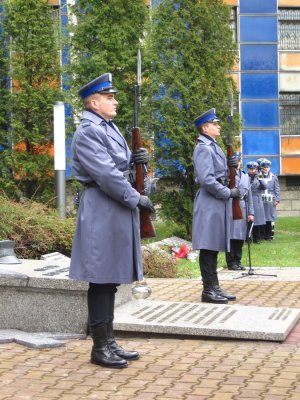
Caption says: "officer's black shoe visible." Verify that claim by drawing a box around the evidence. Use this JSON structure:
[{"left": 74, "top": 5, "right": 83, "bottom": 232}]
[
  {"left": 90, "top": 325, "right": 128, "bottom": 369},
  {"left": 237, "top": 264, "right": 246, "bottom": 271},
  {"left": 227, "top": 264, "right": 239, "bottom": 271},
  {"left": 213, "top": 285, "right": 236, "bottom": 301},
  {"left": 107, "top": 322, "right": 139, "bottom": 361},
  {"left": 201, "top": 287, "right": 228, "bottom": 304},
  {"left": 108, "top": 339, "right": 140, "bottom": 361}
]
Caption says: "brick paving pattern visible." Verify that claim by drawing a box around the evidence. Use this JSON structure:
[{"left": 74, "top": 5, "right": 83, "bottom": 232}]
[{"left": 1, "top": 278, "right": 300, "bottom": 399}]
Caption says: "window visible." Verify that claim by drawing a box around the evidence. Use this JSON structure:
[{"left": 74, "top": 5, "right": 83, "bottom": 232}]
[
  {"left": 230, "top": 7, "right": 237, "bottom": 43},
  {"left": 286, "top": 176, "right": 300, "bottom": 187},
  {"left": 279, "top": 9, "right": 300, "bottom": 50},
  {"left": 280, "top": 93, "right": 300, "bottom": 135}
]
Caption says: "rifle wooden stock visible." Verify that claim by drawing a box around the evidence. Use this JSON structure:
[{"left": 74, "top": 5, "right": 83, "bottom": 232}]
[
  {"left": 227, "top": 143, "right": 243, "bottom": 220},
  {"left": 132, "top": 127, "right": 156, "bottom": 239}
]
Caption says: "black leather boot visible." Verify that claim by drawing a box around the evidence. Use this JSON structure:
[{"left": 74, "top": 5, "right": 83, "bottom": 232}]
[
  {"left": 90, "top": 325, "right": 128, "bottom": 368},
  {"left": 202, "top": 281, "right": 228, "bottom": 304},
  {"left": 213, "top": 279, "right": 236, "bottom": 301},
  {"left": 107, "top": 322, "right": 139, "bottom": 360}
]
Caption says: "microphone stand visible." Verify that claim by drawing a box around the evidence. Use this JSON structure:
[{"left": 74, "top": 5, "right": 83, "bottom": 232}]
[{"left": 234, "top": 180, "right": 277, "bottom": 279}]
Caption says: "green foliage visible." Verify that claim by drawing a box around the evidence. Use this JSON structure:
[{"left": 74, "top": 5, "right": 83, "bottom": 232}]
[
  {"left": 0, "top": 0, "right": 62, "bottom": 201},
  {"left": 0, "top": 32, "right": 9, "bottom": 142},
  {"left": 66, "top": 0, "right": 149, "bottom": 141},
  {"left": 143, "top": 0, "right": 239, "bottom": 235},
  {"left": 152, "top": 182, "right": 194, "bottom": 239},
  {"left": 147, "top": 216, "right": 300, "bottom": 278},
  {"left": 0, "top": 195, "right": 75, "bottom": 259},
  {"left": 142, "top": 247, "right": 178, "bottom": 278}
]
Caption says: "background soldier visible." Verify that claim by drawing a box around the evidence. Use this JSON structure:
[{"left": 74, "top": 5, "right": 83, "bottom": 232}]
[
  {"left": 260, "top": 159, "right": 281, "bottom": 240},
  {"left": 247, "top": 161, "right": 267, "bottom": 244},
  {"left": 226, "top": 152, "right": 254, "bottom": 270},
  {"left": 256, "top": 157, "right": 265, "bottom": 172},
  {"left": 69, "top": 73, "right": 153, "bottom": 369},
  {"left": 192, "top": 108, "right": 238, "bottom": 304}
]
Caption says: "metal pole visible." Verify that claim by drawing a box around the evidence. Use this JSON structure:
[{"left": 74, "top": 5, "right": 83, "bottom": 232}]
[{"left": 53, "top": 101, "right": 66, "bottom": 219}]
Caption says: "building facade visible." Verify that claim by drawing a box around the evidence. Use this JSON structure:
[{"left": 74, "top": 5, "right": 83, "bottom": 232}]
[
  {"left": 225, "top": 0, "right": 300, "bottom": 215},
  {"left": 1, "top": 0, "right": 300, "bottom": 214}
]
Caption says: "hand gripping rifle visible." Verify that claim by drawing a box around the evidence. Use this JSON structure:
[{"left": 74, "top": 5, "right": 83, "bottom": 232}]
[
  {"left": 132, "top": 49, "right": 156, "bottom": 238},
  {"left": 227, "top": 92, "right": 243, "bottom": 220}
]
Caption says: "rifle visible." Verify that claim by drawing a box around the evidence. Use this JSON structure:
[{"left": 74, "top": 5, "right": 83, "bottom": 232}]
[
  {"left": 227, "top": 91, "right": 243, "bottom": 220},
  {"left": 132, "top": 49, "right": 156, "bottom": 238}
]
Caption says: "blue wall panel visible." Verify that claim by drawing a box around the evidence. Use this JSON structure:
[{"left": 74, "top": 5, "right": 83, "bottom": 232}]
[
  {"left": 242, "top": 130, "right": 280, "bottom": 155},
  {"left": 240, "top": 0, "right": 277, "bottom": 14},
  {"left": 241, "top": 74, "right": 278, "bottom": 100},
  {"left": 240, "top": 16, "right": 277, "bottom": 43},
  {"left": 242, "top": 102, "right": 279, "bottom": 128},
  {"left": 241, "top": 45, "right": 278, "bottom": 71},
  {"left": 239, "top": 0, "right": 280, "bottom": 174}
]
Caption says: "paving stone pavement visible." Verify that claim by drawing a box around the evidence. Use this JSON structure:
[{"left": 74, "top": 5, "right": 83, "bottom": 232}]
[{"left": 2, "top": 272, "right": 300, "bottom": 400}]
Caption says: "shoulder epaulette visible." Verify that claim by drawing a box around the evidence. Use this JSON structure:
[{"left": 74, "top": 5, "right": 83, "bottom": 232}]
[{"left": 82, "top": 119, "right": 91, "bottom": 128}]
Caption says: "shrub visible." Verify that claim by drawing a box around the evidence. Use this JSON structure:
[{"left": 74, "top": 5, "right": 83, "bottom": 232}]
[
  {"left": 142, "top": 247, "right": 178, "bottom": 278},
  {"left": 0, "top": 195, "right": 75, "bottom": 259}
]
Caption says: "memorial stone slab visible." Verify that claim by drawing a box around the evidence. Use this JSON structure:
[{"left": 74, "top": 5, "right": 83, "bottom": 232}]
[{"left": 114, "top": 299, "right": 300, "bottom": 342}]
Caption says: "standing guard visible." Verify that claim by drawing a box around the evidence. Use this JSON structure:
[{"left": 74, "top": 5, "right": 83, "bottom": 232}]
[
  {"left": 69, "top": 73, "right": 154, "bottom": 369},
  {"left": 192, "top": 108, "right": 238, "bottom": 304},
  {"left": 226, "top": 153, "right": 254, "bottom": 270},
  {"left": 260, "top": 159, "right": 281, "bottom": 240},
  {"left": 246, "top": 161, "right": 267, "bottom": 244}
]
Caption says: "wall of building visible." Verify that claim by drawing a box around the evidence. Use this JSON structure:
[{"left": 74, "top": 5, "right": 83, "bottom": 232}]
[
  {"left": 1, "top": 0, "right": 299, "bottom": 216},
  {"left": 278, "top": 177, "right": 300, "bottom": 216},
  {"left": 224, "top": 0, "right": 300, "bottom": 216}
]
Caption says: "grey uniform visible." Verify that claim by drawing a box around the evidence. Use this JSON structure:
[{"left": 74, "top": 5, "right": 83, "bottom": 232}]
[
  {"left": 69, "top": 110, "right": 143, "bottom": 284},
  {"left": 230, "top": 171, "right": 254, "bottom": 240},
  {"left": 262, "top": 172, "right": 280, "bottom": 221},
  {"left": 192, "top": 134, "right": 232, "bottom": 252},
  {"left": 249, "top": 176, "right": 267, "bottom": 226}
]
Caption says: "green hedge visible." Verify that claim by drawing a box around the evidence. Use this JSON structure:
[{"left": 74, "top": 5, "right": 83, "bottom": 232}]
[{"left": 0, "top": 195, "right": 75, "bottom": 259}]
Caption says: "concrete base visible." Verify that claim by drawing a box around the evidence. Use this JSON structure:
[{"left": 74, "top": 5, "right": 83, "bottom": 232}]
[
  {"left": 1, "top": 252, "right": 300, "bottom": 347},
  {"left": 0, "top": 330, "right": 86, "bottom": 349},
  {"left": 0, "top": 254, "right": 131, "bottom": 335}
]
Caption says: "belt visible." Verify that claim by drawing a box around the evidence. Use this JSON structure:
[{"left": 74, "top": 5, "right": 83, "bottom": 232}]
[
  {"left": 83, "top": 169, "right": 132, "bottom": 188},
  {"left": 216, "top": 176, "right": 229, "bottom": 187},
  {"left": 123, "top": 169, "right": 134, "bottom": 183},
  {"left": 83, "top": 182, "right": 98, "bottom": 188}
]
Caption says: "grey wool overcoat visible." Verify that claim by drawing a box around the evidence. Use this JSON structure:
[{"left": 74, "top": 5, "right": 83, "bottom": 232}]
[
  {"left": 263, "top": 172, "right": 281, "bottom": 221},
  {"left": 69, "top": 110, "right": 143, "bottom": 284},
  {"left": 192, "top": 134, "right": 232, "bottom": 252},
  {"left": 249, "top": 176, "right": 267, "bottom": 226},
  {"left": 230, "top": 170, "right": 254, "bottom": 241}
]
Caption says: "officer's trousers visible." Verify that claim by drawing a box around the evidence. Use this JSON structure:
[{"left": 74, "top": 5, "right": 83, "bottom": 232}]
[
  {"left": 87, "top": 283, "right": 119, "bottom": 328},
  {"left": 225, "top": 239, "right": 244, "bottom": 267},
  {"left": 199, "top": 249, "right": 218, "bottom": 283},
  {"left": 252, "top": 225, "right": 264, "bottom": 243},
  {"left": 263, "top": 221, "right": 274, "bottom": 240}
]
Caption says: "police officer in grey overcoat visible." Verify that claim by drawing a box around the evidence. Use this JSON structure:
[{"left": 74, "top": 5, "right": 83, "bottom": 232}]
[
  {"left": 260, "top": 159, "right": 281, "bottom": 240},
  {"left": 226, "top": 153, "right": 254, "bottom": 270},
  {"left": 246, "top": 161, "right": 268, "bottom": 243},
  {"left": 192, "top": 109, "right": 239, "bottom": 304},
  {"left": 69, "top": 73, "right": 154, "bottom": 369}
]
